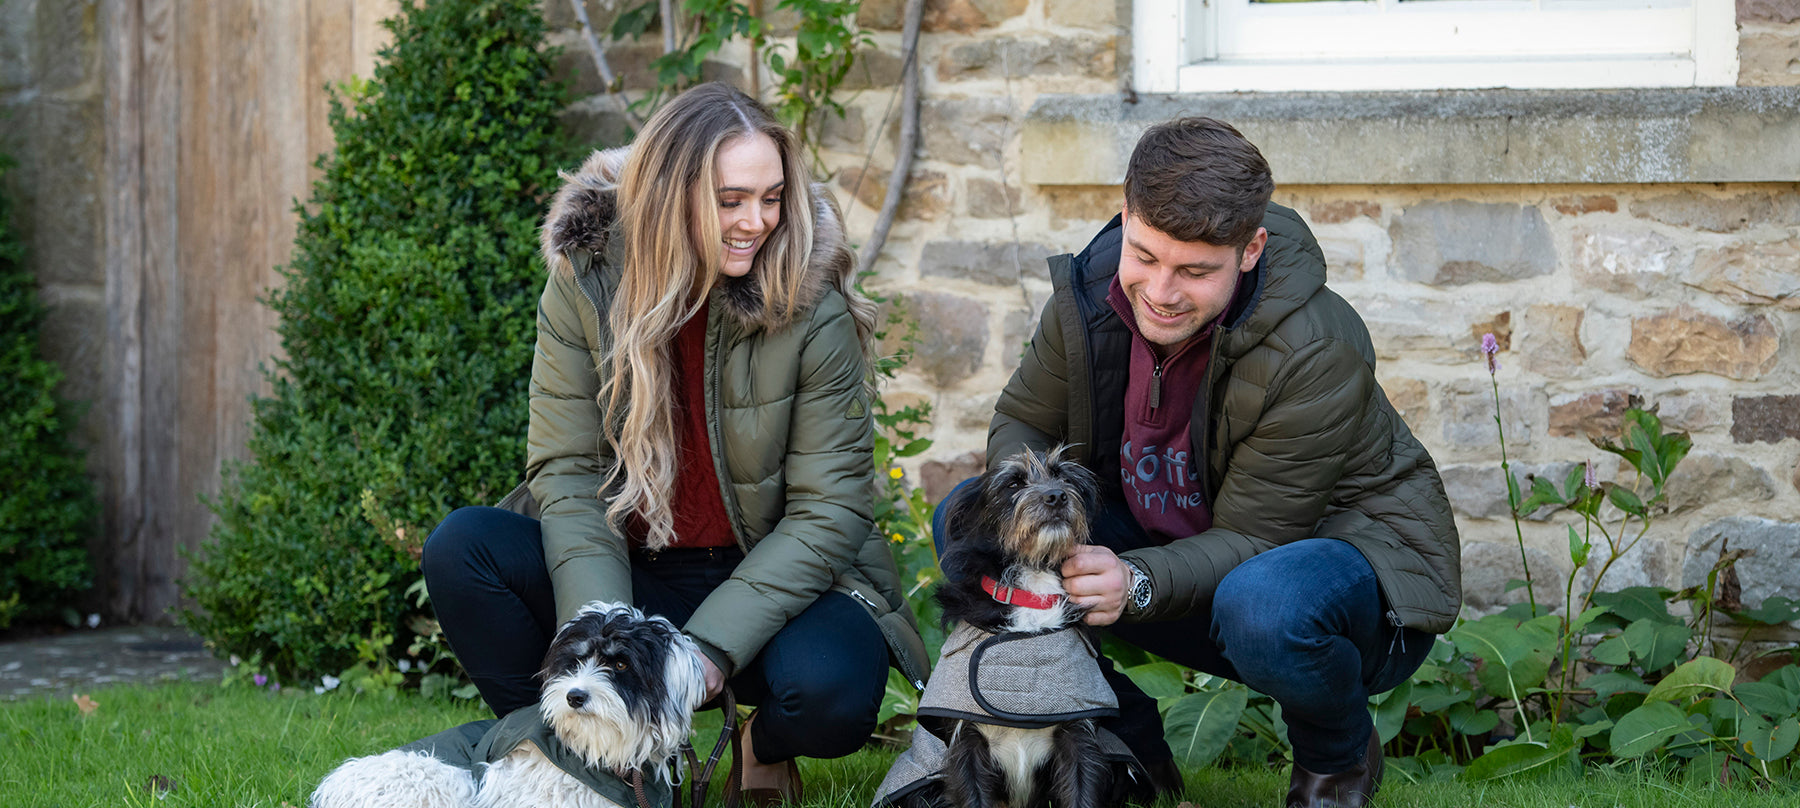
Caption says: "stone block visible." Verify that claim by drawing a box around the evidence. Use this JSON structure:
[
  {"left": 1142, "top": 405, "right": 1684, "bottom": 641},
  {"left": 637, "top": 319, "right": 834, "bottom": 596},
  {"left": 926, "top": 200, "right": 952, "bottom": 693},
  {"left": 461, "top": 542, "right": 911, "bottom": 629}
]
[
  {"left": 1352, "top": 295, "right": 1491, "bottom": 363},
  {"left": 1664, "top": 453, "right": 1775, "bottom": 513},
  {"left": 28, "top": 98, "right": 103, "bottom": 287},
  {"left": 1047, "top": 0, "right": 1113, "bottom": 29},
  {"left": 1552, "top": 195, "right": 1618, "bottom": 216},
  {"left": 1631, "top": 191, "right": 1784, "bottom": 232},
  {"left": 1520, "top": 304, "right": 1587, "bottom": 377},
  {"left": 820, "top": 106, "right": 865, "bottom": 149},
  {"left": 1378, "top": 376, "right": 1429, "bottom": 429},
  {"left": 887, "top": 291, "right": 989, "bottom": 388},
  {"left": 856, "top": 0, "right": 905, "bottom": 30},
  {"left": 558, "top": 106, "right": 632, "bottom": 151},
  {"left": 1318, "top": 236, "right": 1364, "bottom": 282},
  {"left": 554, "top": 47, "right": 608, "bottom": 98},
  {"left": 1739, "top": 31, "right": 1800, "bottom": 87},
  {"left": 1460, "top": 541, "right": 1565, "bottom": 614},
  {"left": 1390, "top": 201, "right": 1556, "bottom": 285},
  {"left": 37, "top": 0, "right": 98, "bottom": 94},
  {"left": 1472, "top": 311, "right": 1511, "bottom": 352},
  {"left": 1440, "top": 462, "right": 1582, "bottom": 522},
  {"left": 1310, "top": 201, "right": 1381, "bottom": 225},
  {"left": 965, "top": 178, "right": 1023, "bottom": 219},
  {"left": 837, "top": 166, "right": 948, "bottom": 220},
  {"left": 921, "top": 97, "right": 1014, "bottom": 167},
  {"left": 1000, "top": 307, "right": 1036, "bottom": 362},
  {"left": 1682, "top": 517, "right": 1800, "bottom": 608},
  {"left": 1732, "top": 395, "right": 1800, "bottom": 443},
  {"left": 838, "top": 49, "right": 905, "bottom": 91},
  {"left": 1740, "top": 0, "right": 1800, "bottom": 24},
  {"left": 937, "top": 36, "right": 1114, "bottom": 82},
  {"left": 1047, "top": 186, "right": 1121, "bottom": 227},
  {"left": 1, "top": 0, "right": 32, "bottom": 92},
  {"left": 919, "top": 240, "right": 1056, "bottom": 287},
  {"left": 1442, "top": 380, "right": 1534, "bottom": 451},
  {"left": 861, "top": 0, "right": 1026, "bottom": 32},
  {"left": 952, "top": 392, "right": 1000, "bottom": 431},
  {"left": 1792, "top": 457, "right": 1800, "bottom": 496},
  {"left": 1548, "top": 389, "right": 1639, "bottom": 440},
  {"left": 1654, "top": 391, "right": 1726, "bottom": 433},
  {"left": 921, "top": 451, "right": 985, "bottom": 504},
  {"left": 1571, "top": 228, "right": 1682, "bottom": 298},
  {"left": 1689, "top": 238, "right": 1800, "bottom": 310},
  {"left": 1626, "top": 305, "right": 1780, "bottom": 380}
]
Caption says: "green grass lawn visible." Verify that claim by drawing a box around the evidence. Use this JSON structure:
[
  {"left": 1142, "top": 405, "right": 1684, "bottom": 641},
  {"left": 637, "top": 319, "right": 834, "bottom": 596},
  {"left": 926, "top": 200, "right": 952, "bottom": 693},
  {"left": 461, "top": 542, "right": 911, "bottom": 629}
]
[{"left": 1, "top": 682, "right": 1793, "bottom": 808}]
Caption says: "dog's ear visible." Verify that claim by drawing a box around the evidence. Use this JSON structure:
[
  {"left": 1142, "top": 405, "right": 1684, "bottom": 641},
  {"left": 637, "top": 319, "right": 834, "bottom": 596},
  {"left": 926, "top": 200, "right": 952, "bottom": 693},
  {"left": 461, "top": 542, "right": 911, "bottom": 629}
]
[{"left": 941, "top": 479, "right": 986, "bottom": 546}]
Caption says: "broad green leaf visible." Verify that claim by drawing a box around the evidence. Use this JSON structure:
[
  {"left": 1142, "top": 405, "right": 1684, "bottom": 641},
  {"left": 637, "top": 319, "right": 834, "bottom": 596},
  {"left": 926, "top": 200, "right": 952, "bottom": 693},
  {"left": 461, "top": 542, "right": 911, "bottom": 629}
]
[
  {"left": 1411, "top": 683, "right": 1472, "bottom": 713},
  {"left": 1163, "top": 687, "right": 1249, "bottom": 771},
  {"left": 1731, "top": 595, "right": 1800, "bottom": 626},
  {"left": 1461, "top": 726, "right": 1577, "bottom": 782},
  {"left": 1657, "top": 430, "right": 1692, "bottom": 482},
  {"left": 1622, "top": 618, "right": 1690, "bottom": 672},
  {"left": 1446, "top": 702, "right": 1500, "bottom": 737},
  {"left": 1449, "top": 615, "right": 1555, "bottom": 701},
  {"left": 1504, "top": 578, "right": 1532, "bottom": 593},
  {"left": 1517, "top": 474, "right": 1562, "bottom": 514},
  {"left": 1734, "top": 681, "right": 1800, "bottom": 718},
  {"left": 1584, "top": 671, "right": 1649, "bottom": 701},
  {"left": 1607, "top": 485, "right": 1646, "bottom": 517},
  {"left": 1122, "top": 662, "right": 1188, "bottom": 701},
  {"left": 1590, "top": 635, "right": 1632, "bottom": 667},
  {"left": 1573, "top": 720, "right": 1614, "bottom": 740},
  {"left": 1610, "top": 701, "right": 1688, "bottom": 758},
  {"left": 1561, "top": 463, "right": 1587, "bottom": 502},
  {"left": 1372, "top": 680, "right": 1411, "bottom": 744},
  {"left": 1625, "top": 419, "right": 1660, "bottom": 485},
  {"left": 1742, "top": 715, "right": 1800, "bottom": 762},
  {"left": 1645, "top": 656, "right": 1736, "bottom": 703},
  {"left": 1567, "top": 525, "right": 1590, "bottom": 569},
  {"left": 1568, "top": 605, "right": 1610, "bottom": 636},
  {"left": 1590, "top": 587, "right": 1678, "bottom": 625}
]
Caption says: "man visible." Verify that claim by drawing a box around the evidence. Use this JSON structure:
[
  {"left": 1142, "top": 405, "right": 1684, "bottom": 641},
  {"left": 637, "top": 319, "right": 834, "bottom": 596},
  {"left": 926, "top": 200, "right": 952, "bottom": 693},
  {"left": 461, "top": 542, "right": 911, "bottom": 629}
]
[{"left": 935, "top": 118, "right": 1461, "bottom": 808}]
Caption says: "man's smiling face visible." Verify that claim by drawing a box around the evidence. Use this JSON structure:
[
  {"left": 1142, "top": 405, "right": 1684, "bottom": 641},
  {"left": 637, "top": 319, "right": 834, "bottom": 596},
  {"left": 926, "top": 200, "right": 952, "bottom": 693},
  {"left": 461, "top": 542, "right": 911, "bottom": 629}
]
[{"left": 1116, "top": 205, "right": 1266, "bottom": 355}]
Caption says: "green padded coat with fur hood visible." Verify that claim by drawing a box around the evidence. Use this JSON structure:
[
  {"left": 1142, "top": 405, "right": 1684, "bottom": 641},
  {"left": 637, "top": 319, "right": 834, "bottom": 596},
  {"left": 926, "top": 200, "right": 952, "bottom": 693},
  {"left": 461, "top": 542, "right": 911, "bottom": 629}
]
[{"left": 529, "top": 147, "right": 928, "bottom": 686}]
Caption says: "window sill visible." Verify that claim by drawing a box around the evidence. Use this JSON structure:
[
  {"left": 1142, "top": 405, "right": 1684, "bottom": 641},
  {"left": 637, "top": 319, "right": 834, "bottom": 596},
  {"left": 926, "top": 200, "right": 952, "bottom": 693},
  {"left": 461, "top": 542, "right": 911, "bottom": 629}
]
[{"left": 1021, "top": 87, "right": 1800, "bottom": 186}]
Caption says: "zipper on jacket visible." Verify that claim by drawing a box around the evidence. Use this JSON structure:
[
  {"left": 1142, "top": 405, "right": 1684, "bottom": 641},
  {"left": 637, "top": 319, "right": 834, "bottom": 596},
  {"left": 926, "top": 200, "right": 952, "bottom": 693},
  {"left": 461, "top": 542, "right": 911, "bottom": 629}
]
[
  {"left": 1190, "top": 336, "right": 1223, "bottom": 510},
  {"left": 703, "top": 300, "right": 750, "bottom": 549},
  {"left": 1149, "top": 361, "right": 1163, "bottom": 409}
]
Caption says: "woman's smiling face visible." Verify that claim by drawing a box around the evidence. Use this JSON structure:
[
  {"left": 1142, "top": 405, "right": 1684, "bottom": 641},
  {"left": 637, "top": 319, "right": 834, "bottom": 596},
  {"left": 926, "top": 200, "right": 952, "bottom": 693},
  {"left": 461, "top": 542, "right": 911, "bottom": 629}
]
[{"left": 696, "top": 132, "right": 785, "bottom": 279}]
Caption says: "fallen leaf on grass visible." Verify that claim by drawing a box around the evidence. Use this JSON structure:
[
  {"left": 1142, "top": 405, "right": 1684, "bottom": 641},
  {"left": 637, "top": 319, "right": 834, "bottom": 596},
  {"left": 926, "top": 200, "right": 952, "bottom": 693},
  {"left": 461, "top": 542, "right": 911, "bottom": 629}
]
[
  {"left": 72, "top": 693, "right": 98, "bottom": 715},
  {"left": 146, "top": 773, "right": 178, "bottom": 795}
]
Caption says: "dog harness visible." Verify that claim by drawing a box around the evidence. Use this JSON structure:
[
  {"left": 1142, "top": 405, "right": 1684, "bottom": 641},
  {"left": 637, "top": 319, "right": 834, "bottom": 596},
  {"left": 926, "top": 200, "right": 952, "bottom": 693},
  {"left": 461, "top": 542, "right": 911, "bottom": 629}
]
[
  {"left": 398, "top": 707, "right": 675, "bottom": 808},
  {"left": 870, "top": 622, "right": 1136, "bottom": 807}
]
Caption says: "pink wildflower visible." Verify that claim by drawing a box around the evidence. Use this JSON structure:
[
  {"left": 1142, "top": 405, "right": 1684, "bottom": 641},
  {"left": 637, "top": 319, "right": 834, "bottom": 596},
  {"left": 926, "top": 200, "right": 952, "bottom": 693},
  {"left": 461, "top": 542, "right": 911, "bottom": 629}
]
[
  {"left": 253, "top": 673, "right": 267, "bottom": 687},
  {"left": 1584, "top": 461, "right": 1598, "bottom": 491},
  {"left": 1480, "top": 332, "right": 1501, "bottom": 373}
]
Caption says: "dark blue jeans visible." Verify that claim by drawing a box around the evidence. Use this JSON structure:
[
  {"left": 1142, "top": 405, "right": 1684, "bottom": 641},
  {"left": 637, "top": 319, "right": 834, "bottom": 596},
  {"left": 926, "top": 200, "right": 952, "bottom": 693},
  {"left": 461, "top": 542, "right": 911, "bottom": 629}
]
[
  {"left": 932, "top": 479, "right": 1433, "bottom": 774},
  {"left": 421, "top": 506, "right": 890, "bottom": 763}
]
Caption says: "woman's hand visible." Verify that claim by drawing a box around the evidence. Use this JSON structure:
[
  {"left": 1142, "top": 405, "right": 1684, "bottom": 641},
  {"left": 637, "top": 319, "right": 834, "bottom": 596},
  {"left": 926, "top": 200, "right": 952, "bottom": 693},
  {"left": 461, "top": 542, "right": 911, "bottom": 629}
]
[{"left": 696, "top": 649, "right": 726, "bottom": 702}]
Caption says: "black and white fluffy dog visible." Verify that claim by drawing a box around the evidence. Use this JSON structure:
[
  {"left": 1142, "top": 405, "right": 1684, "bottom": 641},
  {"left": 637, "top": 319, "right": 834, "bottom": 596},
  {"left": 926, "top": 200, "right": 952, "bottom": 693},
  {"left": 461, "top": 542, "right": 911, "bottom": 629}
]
[
  {"left": 310, "top": 601, "right": 707, "bottom": 808},
  {"left": 899, "top": 445, "right": 1121, "bottom": 808}
]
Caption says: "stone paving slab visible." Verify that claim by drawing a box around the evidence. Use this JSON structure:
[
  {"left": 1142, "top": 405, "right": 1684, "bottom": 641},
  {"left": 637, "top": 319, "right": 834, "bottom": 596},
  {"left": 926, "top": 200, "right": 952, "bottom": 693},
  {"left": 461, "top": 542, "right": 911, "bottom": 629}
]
[{"left": 0, "top": 626, "right": 229, "bottom": 701}]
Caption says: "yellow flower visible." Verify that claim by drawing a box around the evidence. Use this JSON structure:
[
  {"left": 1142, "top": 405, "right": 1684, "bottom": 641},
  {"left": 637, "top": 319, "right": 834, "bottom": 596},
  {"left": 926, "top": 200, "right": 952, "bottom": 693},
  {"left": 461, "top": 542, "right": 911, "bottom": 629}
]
[
  {"left": 889, "top": 467, "right": 904, "bottom": 479},
  {"left": 890, "top": 533, "right": 905, "bottom": 544}
]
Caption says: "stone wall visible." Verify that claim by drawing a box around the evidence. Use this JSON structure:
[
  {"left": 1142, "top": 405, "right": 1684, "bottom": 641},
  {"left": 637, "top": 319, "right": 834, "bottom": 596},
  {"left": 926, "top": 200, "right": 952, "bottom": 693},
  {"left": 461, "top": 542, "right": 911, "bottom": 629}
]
[{"left": 549, "top": 0, "right": 1800, "bottom": 617}]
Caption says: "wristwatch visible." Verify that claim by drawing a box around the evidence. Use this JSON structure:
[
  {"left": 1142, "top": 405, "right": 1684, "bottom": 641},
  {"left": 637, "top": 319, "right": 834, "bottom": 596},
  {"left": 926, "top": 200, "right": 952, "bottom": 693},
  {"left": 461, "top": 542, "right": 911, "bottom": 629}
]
[{"left": 1122, "top": 559, "right": 1152, "bottom": 615}]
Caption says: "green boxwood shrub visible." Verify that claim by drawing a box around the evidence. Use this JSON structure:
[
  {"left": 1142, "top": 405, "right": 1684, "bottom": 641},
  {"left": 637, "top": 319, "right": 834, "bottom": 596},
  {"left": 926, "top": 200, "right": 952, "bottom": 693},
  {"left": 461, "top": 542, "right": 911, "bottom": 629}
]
[
  {"left": 182, "top": 0, "right": 564, "bottom": 680},
  {"left": 0, "top": 156, "right": 97, "bottom": 629}
]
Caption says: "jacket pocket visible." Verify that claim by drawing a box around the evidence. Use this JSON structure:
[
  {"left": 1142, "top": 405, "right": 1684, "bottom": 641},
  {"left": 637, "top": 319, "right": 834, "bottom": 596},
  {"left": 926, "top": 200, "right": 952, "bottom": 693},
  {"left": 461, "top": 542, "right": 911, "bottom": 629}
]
[{"left": 837, "top": 580, "right": 931, "bottom": 690}]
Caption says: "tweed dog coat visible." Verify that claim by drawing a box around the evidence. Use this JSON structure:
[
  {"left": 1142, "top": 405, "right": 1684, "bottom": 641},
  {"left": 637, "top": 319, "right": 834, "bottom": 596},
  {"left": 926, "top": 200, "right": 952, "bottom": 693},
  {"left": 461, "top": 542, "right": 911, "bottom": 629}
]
[
  {"left": 397, "top": 707, "right": 674, "bottom": 808},
  {"left": 871, "top": 622, "right": 1137, "bottom": 807}
]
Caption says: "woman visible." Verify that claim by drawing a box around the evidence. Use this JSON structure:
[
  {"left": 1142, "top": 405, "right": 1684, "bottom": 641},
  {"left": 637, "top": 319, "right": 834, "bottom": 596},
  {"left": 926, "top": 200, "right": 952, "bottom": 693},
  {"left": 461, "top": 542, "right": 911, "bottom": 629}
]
[{"left": 423, "top": 83, "right": 927, "bottom": 803}]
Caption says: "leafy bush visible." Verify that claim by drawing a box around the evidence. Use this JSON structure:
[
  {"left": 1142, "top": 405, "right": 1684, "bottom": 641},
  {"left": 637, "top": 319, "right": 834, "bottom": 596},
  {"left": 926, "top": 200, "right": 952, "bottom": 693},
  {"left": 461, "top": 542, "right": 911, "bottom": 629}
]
[
  {"left": 0, "top": 156, "right": 97, "bottom": 629},
  {"left": 182, "top": 0, "right": 564, "bottom": 682}
]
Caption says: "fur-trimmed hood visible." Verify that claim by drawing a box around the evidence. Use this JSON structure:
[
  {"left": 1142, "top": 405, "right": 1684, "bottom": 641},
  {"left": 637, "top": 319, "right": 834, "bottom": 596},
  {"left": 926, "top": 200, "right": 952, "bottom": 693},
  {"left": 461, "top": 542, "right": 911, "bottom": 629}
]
[{"left": 538, "top": 146, "right": 855, "bottom": 332}]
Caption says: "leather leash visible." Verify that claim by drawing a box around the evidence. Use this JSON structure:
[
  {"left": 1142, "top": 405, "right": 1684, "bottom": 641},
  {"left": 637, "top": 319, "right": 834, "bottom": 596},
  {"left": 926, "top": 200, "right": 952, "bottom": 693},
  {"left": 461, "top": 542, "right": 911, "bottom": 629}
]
[{"left": 676, "top": 685, "right": 740, "bottom": 808}]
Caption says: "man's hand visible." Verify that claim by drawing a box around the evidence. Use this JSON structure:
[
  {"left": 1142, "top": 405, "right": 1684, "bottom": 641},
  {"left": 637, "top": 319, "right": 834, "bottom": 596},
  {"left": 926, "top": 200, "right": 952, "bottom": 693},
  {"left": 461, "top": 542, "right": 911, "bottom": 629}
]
[
  {"left": 695, "top": 650, "right": 725, "bottom": 701},
  {"left": 1062, "top": 545, "right": 1130, "bottom": 626}
]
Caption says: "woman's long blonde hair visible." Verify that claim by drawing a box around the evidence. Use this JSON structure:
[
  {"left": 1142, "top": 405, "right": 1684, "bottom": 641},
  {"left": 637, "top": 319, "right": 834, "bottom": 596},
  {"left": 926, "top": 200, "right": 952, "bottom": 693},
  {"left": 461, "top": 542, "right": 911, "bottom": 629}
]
[{"left": 600, "top": 83, "right": 869, "bottom": 549}]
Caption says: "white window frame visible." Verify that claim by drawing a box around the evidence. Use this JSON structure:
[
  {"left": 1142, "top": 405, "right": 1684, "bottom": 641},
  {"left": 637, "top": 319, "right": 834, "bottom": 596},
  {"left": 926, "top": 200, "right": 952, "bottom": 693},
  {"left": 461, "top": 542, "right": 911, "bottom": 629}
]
[{"left": 1133, "top": 0, "right": 1739, "bottom": 93}]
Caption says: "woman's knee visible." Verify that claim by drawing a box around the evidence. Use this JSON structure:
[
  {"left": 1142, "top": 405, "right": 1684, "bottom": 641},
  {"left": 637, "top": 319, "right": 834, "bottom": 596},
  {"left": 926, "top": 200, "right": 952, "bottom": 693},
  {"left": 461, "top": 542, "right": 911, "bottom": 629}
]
[{"left": 420, "top": 507, "right": 487, "bottom": 581}]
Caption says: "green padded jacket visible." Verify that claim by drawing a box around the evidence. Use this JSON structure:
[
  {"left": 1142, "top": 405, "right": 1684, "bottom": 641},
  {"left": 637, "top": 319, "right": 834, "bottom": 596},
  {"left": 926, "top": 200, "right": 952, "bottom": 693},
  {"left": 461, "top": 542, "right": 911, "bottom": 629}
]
[
  {"left": 988, "top": 205, "right": 1462, "bottom": 634},
  {"left": 527, "top": 148, "right": 928, "bottom": 685}
]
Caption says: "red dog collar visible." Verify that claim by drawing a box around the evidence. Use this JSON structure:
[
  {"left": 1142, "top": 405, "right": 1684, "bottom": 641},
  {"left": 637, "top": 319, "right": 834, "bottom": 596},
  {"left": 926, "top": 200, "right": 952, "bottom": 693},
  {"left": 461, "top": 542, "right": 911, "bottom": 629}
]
[{"left": 981, "top": 576, "right": 1065, "bottom": 610}]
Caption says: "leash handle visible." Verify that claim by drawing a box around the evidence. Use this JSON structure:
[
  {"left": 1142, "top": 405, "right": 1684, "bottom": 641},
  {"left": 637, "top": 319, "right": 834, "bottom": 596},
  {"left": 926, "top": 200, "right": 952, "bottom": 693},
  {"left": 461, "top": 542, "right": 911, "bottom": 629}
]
[{"left": 694, "top": 685, "right": 740, "bottom": 808}]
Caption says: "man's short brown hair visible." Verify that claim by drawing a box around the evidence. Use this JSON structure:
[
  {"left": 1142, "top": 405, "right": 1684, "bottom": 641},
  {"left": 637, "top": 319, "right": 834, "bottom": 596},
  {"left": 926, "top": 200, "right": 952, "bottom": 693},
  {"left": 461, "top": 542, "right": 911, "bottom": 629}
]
[{"left": 1123, "top": 117, "right": 1274, "bottom": 248}]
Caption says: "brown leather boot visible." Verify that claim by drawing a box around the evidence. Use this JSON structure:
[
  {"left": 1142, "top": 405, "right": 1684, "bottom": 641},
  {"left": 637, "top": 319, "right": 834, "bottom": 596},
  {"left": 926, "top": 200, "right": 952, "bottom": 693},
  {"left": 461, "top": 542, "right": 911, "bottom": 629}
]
[{"left": 1285, "top": 730, "right": 1383, "bottom": 808}]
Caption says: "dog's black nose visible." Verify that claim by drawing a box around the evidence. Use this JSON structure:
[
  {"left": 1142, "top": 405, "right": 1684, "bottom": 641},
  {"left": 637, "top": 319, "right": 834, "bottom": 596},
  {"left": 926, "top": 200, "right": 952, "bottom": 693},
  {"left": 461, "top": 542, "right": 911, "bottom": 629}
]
[
  {"left": 1042, "top": 490, "right": 1065, "bottom": 508},
  {"left": 566, "top": 689, "right": 588, "bottom": 709}
]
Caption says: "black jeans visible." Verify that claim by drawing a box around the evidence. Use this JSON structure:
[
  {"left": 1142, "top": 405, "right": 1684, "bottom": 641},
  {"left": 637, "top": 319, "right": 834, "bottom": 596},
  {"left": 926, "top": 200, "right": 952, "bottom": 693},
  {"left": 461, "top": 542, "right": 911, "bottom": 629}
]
[
  {"left": 421, "top": 506, "right": 890, "bottom": 763},
  {"left": 933, "top": 479, "right": 1434, "bottom": 774}
]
